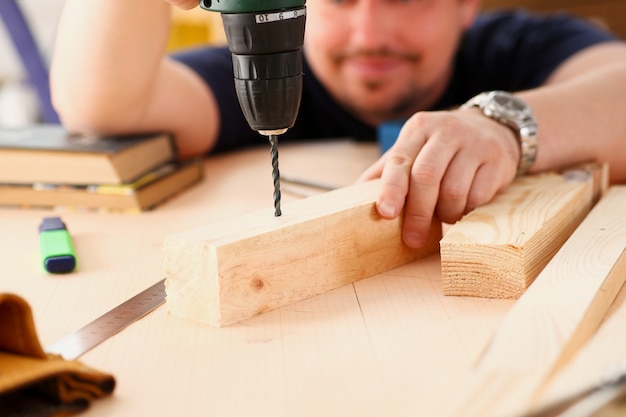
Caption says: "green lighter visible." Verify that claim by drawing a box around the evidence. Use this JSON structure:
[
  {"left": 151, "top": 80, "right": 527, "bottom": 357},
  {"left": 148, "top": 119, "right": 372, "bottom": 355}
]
[{"left": 39, "top": 216, "right": 76, "bottom": 273}]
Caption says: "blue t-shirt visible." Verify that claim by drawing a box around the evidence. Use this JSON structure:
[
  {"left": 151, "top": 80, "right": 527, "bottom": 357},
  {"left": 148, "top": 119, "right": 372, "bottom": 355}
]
[{"left": 172, "top": 10, "right": 616, "bottom": 153}]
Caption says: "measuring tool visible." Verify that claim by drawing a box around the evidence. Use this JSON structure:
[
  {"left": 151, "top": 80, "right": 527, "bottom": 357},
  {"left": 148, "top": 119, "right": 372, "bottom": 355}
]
[{"left": 46, "top": 279, "right": 166, "bottom": 360}]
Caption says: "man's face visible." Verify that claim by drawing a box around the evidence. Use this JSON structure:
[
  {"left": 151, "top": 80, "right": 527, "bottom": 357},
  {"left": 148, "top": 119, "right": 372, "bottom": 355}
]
[{"left": 304, "top": 0, "right": 479, "bottom": 125}]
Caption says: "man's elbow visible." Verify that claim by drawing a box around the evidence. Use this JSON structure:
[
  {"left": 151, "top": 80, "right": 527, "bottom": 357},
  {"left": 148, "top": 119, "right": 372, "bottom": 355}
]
[{"left": 50, "top": 83, "right": 140, "bottom": 136}]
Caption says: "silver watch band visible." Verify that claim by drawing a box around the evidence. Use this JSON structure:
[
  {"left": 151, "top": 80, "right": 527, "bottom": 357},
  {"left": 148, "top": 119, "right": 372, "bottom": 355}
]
[{"left": 461, "top": 91, "right": 538, "bottom": 177}]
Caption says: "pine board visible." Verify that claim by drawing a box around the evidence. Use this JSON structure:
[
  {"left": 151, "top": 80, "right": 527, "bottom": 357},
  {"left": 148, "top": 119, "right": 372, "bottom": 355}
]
[
  {"left": 442, "top": 185, "right": 626, "bottom": 417},
  {"left": 441, "top": 163, "right": 607, "bottom": 298},
  {"left": 164, "top": 179, "right": 442, "bottom": 327}
]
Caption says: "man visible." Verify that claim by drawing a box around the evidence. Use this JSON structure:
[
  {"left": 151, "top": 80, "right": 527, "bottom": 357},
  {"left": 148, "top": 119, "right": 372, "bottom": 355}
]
[{"left": 50, "top": 0, "right": 626, "bottom": 248}]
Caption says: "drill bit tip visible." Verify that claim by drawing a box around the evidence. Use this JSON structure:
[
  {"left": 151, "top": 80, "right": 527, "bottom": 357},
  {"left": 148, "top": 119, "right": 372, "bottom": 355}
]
[{"left": 269, "top": 135, "right": 282, "bottom": 217}]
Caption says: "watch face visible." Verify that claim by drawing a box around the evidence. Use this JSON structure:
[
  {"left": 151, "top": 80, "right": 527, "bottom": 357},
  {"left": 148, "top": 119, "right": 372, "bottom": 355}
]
[
  {"left": 466, "top": 90, "right": 538, "bottom": 176},
  {"left": 487, "top": 91, "right": 530, "bottom": 119}
]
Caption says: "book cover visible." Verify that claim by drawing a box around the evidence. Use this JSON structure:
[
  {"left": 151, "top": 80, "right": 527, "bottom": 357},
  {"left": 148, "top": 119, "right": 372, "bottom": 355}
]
[
  {"left": 0, "top": 159, "right": 203, "bottom": 212},
  {"left": 0, "top": 125, "right": 177, "bottom": 185}
]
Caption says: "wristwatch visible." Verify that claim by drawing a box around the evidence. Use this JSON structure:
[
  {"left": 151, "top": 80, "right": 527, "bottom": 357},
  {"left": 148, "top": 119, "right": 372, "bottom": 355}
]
[{"left": 461, "top": 90, "right": 538, "bottom": 177}]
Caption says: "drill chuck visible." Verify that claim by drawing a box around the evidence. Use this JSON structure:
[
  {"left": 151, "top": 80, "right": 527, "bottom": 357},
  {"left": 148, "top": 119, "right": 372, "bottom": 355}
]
[{"left": 200, "top": 1, "right": 306, "bottom": 134}]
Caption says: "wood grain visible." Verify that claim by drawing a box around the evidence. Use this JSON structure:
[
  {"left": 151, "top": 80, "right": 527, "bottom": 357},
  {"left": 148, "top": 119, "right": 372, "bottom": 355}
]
[
  {"left": 441, "top": 164, "right": 607, "bottom": 299},
  {"left": 164, "top": 179, "right": 442, "bottom": 327},
  {"left": 442, "top": 185, "right": 626, "bottom": 417},
  {"left": 4, "top": 142, "right": 621, "bottom": 417}
]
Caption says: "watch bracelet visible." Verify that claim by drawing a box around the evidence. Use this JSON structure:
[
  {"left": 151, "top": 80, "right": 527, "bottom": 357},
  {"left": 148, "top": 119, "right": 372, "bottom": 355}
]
[{"left": 460, "top": 91, "right": 538, "bottom": 177}]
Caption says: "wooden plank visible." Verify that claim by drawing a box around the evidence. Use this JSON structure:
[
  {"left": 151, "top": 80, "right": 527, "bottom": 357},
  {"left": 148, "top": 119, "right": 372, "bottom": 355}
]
[
  {"left": 163, "top": 179, "right": 442, "bottom": 327},
  {"left": 442, "top": 185, "right": 626, "bottom": 417},
  {"left": 536, "top": 248, "right": 626, "bottom": 411},
  {"left": 440, "top": 163, "right": 607, "bottom": 299}
]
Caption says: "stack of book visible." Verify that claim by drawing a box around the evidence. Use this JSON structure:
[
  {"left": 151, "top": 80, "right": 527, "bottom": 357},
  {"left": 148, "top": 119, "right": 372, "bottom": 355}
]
[{"left": 0, "top": 125, "right": 203, "bottom": 211}]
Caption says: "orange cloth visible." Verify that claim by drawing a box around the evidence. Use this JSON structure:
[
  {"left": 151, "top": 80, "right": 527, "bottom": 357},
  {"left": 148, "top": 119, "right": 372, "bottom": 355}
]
[{"left": 0, "top": 293, "right": 115, "bottom": 417}]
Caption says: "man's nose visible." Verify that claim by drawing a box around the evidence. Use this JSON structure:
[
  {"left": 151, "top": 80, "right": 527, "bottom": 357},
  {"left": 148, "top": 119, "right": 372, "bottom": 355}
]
[{"left": 350, "top": 0, "right": 394, "bottom": 51}]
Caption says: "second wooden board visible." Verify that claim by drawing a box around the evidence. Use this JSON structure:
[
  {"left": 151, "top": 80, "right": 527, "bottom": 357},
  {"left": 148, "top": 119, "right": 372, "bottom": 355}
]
[{"left": 440, "top": 163, "right": 607, "bottom": 298}]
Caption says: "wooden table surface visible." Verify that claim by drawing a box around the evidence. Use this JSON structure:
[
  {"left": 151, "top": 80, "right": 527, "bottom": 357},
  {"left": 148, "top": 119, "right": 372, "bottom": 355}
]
[{"left": 3, "top": 140, "right": 625, "bottom": 416}]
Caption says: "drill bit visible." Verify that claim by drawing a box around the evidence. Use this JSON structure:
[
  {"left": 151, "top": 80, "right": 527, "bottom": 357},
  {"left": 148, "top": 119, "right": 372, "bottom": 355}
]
[{"left": 268, "top": 134, "right": 282, "bottom": 216}]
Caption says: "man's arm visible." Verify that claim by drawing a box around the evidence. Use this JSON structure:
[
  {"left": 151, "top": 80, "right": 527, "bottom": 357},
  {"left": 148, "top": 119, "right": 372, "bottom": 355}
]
[
  {"left": 361, "top": 41, "right": 626, "bottom": 248},
  {"left": 50, "top": 0, "right": 219, "bottom": 159},
  {"left": 520, "top": 42, "right": 626, "bottom": 181}
]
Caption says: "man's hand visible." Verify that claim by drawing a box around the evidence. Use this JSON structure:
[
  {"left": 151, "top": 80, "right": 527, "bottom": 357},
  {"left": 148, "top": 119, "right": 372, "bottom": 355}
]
[
  {"left": 166, "top": 0, "right": 198, "bottom": 9},
  {"left": 359, "top": 109, "right": 521, "bottom": 248}
]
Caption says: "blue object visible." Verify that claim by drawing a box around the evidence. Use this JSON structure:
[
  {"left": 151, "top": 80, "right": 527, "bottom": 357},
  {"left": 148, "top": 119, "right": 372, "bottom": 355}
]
[
  {"left": 376, "top": 120, "right": 406, "bottom": 153},
  {"left": 0, "top": 1, "right": 60, "bottom": 124}
]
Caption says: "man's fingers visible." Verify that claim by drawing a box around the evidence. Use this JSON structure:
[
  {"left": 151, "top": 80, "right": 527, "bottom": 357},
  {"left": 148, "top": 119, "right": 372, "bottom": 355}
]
[
  {"left": 466, "top": 163, "right": 507, "bottom": 212},
  {"left": 371, "top": 110, "right": 521, "bottom": 248},
  {"left": 401, "top": 134, "right": 457, "bottom": 247},
  {"left": 377, "top": 149, "right": 416, "bottom": 218},
  {"left": 435, "top": 154, "right": 476, "bottom": 224}
]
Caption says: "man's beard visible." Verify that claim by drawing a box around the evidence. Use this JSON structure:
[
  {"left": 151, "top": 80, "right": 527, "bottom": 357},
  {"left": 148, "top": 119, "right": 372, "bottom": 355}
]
[
  {"left": 343, "top": 80, "right": 426, "bottom": 124},
  {"left": 333, "top": 48, "right": 432, "bottom": 123}
]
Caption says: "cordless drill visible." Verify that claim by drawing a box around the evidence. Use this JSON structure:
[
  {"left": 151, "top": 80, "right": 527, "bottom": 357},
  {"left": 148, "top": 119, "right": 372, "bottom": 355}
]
[{"left": 199, "top": 0, "right": 307, "bottom": 216}]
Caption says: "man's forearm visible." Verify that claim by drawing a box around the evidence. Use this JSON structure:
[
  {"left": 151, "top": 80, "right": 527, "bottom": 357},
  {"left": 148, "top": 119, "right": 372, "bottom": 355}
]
[
  {"left": 50, "top": 0, "right": 172, "bottom": 132},
  {"left": 520, "top": 43, "right": 626, "bottom": 183}
]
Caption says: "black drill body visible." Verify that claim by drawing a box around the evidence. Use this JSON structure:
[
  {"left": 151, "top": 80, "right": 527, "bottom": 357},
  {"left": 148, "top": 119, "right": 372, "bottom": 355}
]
[{"left": 199, "top": 0, "right": 307, "bottom": 215}]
